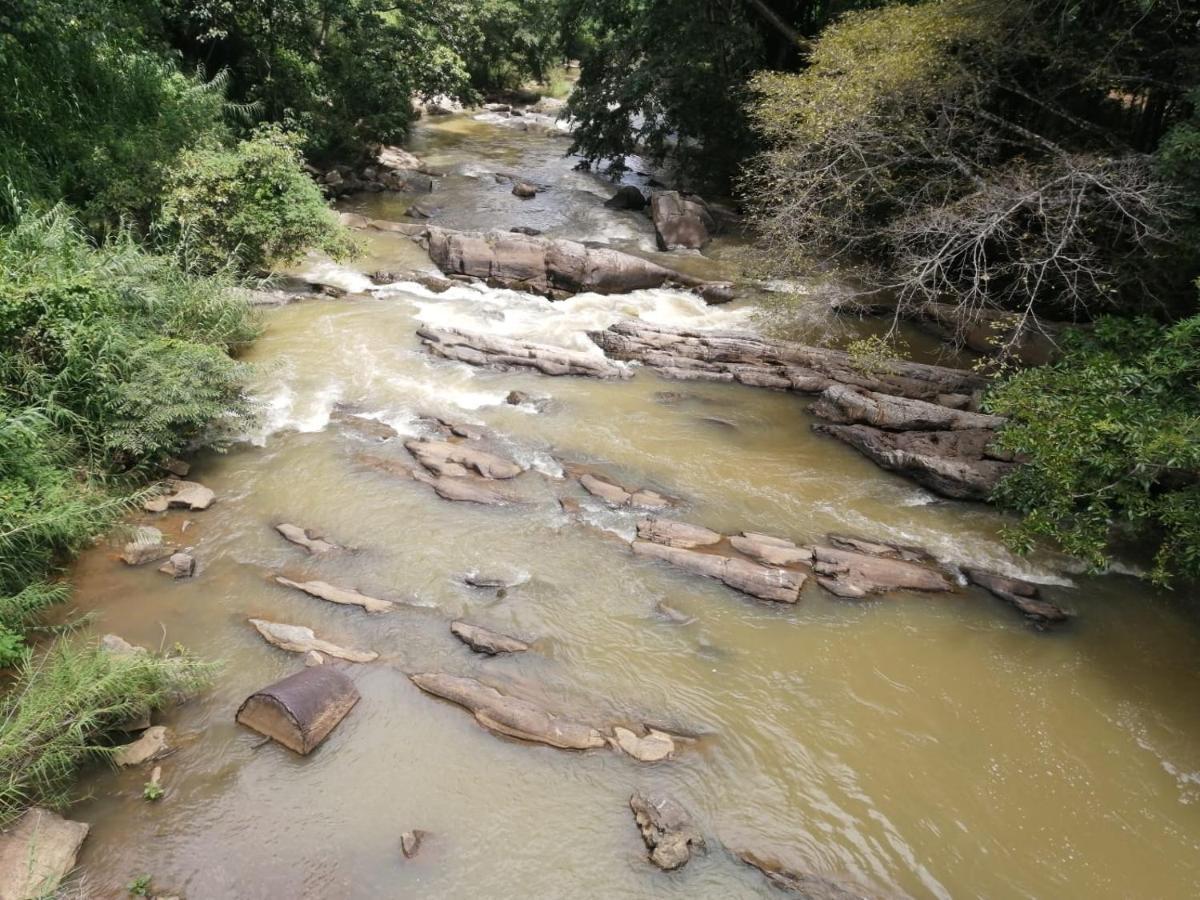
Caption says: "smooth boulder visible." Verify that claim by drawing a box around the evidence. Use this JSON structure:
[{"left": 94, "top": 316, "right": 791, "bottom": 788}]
[
  {"left": 275, "top": 523, "right": 340, "bottom": 555},
  {"left": 120, "top": 525, "right": 174, "bottom": 566},
  {"left": 604, "top": 185, "right": 647, "bottom": 210},
  {"left": 651, "top": 191, "right": 713, "bottom": 250},
  {"left": 450, "top": 621, "right": 530, "bottom": 655}
]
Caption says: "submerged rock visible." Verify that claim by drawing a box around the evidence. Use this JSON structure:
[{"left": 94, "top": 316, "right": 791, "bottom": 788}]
[
  {"left": 512, "top": 181, "right": 538, "bottom": 198},
  {"left": 250, "top": 618, "right": 378, "bottom": 662},
  {"left": 570, "top": 467, "right": 676, "bottom": 511},
  {"left": 450, "top": 621, "right": 530, "bottom": 655},
  {"left": 651, "top": 191, "right": 713, "bottom": 250},
  {"left": 100, "top": 634, "right": 146, "bottom": 656},
  {"left": 964, "top": 567, "right": 1072, "bottom": 627},
  {"left": 275, "top": 523, "right": 340, "bottom": 555},
  {"left": 358, "top": 452, "right": 520, "bottom": 506},
  {"left": 114, "top": 725, "right": 172, "bottom": 767},
  {"left": 405, "top": 439, "right": 523, "bottom": 480},
  {"left": 737, "top": 850, "right": 874, "bottom": 899},
  {"left": 409, "top": 672, "right": 606, "bottom": 750},
  {"left": 0, "top": 808, "right": 89, "bottom": 900},
  {"left": 632, "top": 540, "right": 805, "bottom": 603},
  {"left": 629, "top": 792, "right": 705, "bottom": 870},
  {"left": 418, "top": 326, "right": 629, "bottom": 379},
  {"left": 121, "top": 526, "right": 174, "bottom": 566},
  {"left": 330, "top": 408, "right": 399, "bottom": 442},
  {"left": 237, "top": 666, "right": 360, "bottom": 755},
  {"left": 275, "top": 576, "right": 395, "bottom": 613}
]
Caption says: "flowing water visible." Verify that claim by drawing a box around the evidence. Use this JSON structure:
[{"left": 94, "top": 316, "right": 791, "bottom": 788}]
[{"left": 64, "top": 112, "right": 1200, "bottom": 899}]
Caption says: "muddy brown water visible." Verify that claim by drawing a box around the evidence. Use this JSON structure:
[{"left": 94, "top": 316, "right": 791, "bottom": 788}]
[{"left": 65, "top": 112, "right": 1200, "bottom": 899}]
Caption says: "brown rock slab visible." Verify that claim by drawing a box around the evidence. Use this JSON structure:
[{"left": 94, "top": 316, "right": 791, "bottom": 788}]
[
  {"left": 964, "top": 567, "right": 1072, "bottom": 627},
  {"left": 811, "top": 545, "right": 952, "bottom": 599},
  {"left": 409, "top": 673, "right": 606, "bottom": 750},
  {"left": 236, "top": 666, "right": 360, "bottom": 755},
  {"left": 121, "top": 526, "right": 175, "bottom": 566},
  {"left": 632, "top": 540, "right": 804, "bottom": 603},
  {"left": 0, "top": 808, "right": 89, "bottom": 900},
  {"left": 114, "top": 725, "right": 172, "bottom": 767},
  {"left": 405, "top": 439, "right": 523, "bottom": 479},
  {"left": 250, "top": 618, "right": 378, "bottom": 662},
  {"left": 612, "top": 726, "right": 675, "bottom": 762},
  {"left": 418, "top": 325, "right": 629, "bottom": 379},
  {"left": 629, "top": 792, "right": 705, "bottom": 870},
  {"left": 275, "top": 576, "right": 395, "bottom": 613},
  {"left": 730, "top": 532, "right": 813, "bottom": 567},
  {"left": 635, "top": 518, "right": 721, "bottom": 549},
  {"left": 450, "top": 621, "right": 530, "bottom": 655},
  {"left": 275, "top": 523, "right": 339, "bottom": 555},
  {"left": 651, "top": 191, "right": 713, "bottom": 251}
]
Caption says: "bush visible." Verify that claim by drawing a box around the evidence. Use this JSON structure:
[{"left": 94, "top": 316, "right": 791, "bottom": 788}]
[
  {"left": 986, "top": 312, "right": 1200, "bottom": 583},
  {"left": 162, "top": 128, "right": 355, "bottom": 275}
]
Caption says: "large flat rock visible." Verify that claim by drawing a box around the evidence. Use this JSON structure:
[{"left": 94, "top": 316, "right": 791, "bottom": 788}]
[{"left": 0, "top": 808, "right": 89, "bottom": 900}]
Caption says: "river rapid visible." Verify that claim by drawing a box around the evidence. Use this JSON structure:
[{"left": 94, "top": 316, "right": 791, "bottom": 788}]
[{"left": 64, "top": 111, "right": 1200, "bottom": 898}]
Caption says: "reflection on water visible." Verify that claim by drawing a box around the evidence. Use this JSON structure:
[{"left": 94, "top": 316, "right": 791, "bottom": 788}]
[{"left": 64, "top": 113, "right": 1200, "bottom": 900}]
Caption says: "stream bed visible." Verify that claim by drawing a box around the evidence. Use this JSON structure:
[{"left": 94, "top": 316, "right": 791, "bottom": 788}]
[{"left": 65, "top": 112, "right": 1200, "bottom": 899}]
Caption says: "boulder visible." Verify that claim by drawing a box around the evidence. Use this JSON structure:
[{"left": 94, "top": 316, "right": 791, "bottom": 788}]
[
  {"left": 604, "top": 186, "right": 647, "bottom": 210},
  {"left": 826, "top": 534, "right": 935, "bottom": 563},
  {"left": 697, "top": 282, "right": 736, "bottom": 305},
  {"left": 512, "top": 181, "right": 538, "bottom": 199},
  {"left": 629, "top": 792, "right": 705, "bottom": 871},
  {"left": 729, "top": 532, "right": 813, "bottom": 567},
  {"left": 417, "top": 326, "right": 629, "bottom": 379},
  {"left": 409, "top": 673, "right": 606, "bottom": 750},
  {"left": 404, "top": 439, "right": 523, "bottom": 480},
  {"left": 611, "top": 726, "right": 675, "bottom": 762},
  {"left": 145, "top": 480, "right": 215, "bottom": 512},
  {"left": 963, "top": 567, "right": 1072, "bottom": 627},
  {"left": 813, "top": 423, "right": 1015, "bottom": 502},
  {"left": 275, "top": 523, "right": 340, "bottom": 555},
  {"left": 157, "top": 552, "right": 196, "bottom": 579},
  {"left": 378, "top": 146, "right": 424, "bottom": 171},
  {"left": 400, "top": 829, "right": 428, "bottom": 859},
  {"left": 121, "top": 526, "right": 174, "bottom": 566},
  {"left": 236, "top": 666, "right": 360, "bottom": 755},
  {"left": 0, "top": 808, "right": 89, "bottom": 900},
  {"left": 632, "top": 541, "right": 804, "bottom": 603},
  {"left": 250, "top": 618, "right": 378, "bottom": 662},
  {"left": 738, "top": 851, "right": 873, "bottom": 898},
  {"left": 329, "top": 408, "right": 399, "bottom": 442},
  {"left": 650, "top": 191, "right": 713, "bottom": 250},
  {"left": 450, "top": 621, "right": 530, "bottom": 655},
  {"left": 635, "top": 518, "right": 721, "bottom": 549},
  {"left": 274, "top": 576, "right": 395, "bottom": 613},
  {"left": 113, "top": 725, "right": 171, "bottom": 767},
  {"left": 810, "top": 545, "right": 952, "bottom": 599}
]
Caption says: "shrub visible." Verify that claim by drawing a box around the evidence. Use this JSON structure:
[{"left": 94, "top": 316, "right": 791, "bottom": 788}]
[
  {"left": 162, "top": 128, "right": 355, "bottom": 275},
  {"left": 986, "top": 312, "right": 1200, "bottom": 583}
]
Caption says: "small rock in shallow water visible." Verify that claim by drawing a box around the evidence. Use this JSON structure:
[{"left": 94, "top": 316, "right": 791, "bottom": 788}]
[
  {"left": 737, "top": 850, "right": 874, "bottom": 898},
  {"left": 612, "top": 726, "right": 675, "bottom": 762},
  {"left": 121, "top": 526, "right": 174, "bottom": 566},
  {"left": 629, "top": 792, "right": 704, "bottom": 870},
  {"left": 114, "top": 726, "right": 172, "bottom": 767},
  {"left": 250, "top": 618, "right": 378, "bottom": 662},
  {"left": 275, "top": 523, "right": 340, "bottom": 555},
  {"left": 157, "top": 552, "right": 195, "bottom": 579},
  {"left": 400, "top": 829, "right": 428, "bottom": 859},
  {"left": 512, "top": 181, "right": 538, "bottom": 199},
  {"left": 274, "top": 576, "right": 395, "bottom": 613},
  {"left": 450, "top": 621, "right": 530, "bottom": 655}
]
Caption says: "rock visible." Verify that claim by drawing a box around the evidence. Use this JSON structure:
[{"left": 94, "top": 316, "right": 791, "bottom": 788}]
[
  {"left": 406, "top": 200, "right": 437, "bottom": 219},
  {"left": 0, "top": 808, "right": 89, "bottom": 900},
  {"left": 963, "top": 567, "right": 1072, "bottom": 627},
  {"left": 423, "top": 228, "right": 725, "bottom": 298},
  {"left": 629, "top": 792, "right": 704, "bottom": 870},
  {"left": 737, "top": 850, "right": 874, "bottom": 899},
  {"left": 250, "top": 618, "right": 378, "bottom": 662},
  {"left": 421, "top": 416, "right": 484, "bottom": 441},
  {"left": 813, "top": 423, "right": 1015, "bottom": 501},
  {"left": 635, "top": 518, "right": 721, "bottom": 549},
  {"left": 612, "top": 726, "right": 675, "bottom": 762},
  {"left": 236, "top": 666, "right": 360, "bottom": 755},
  {"left": 463, "top": 570, "right": 528, "bottom": 590},
  {"left": 410, "top": 466, "right": 519, "bottom": 505},
  {"left": 400, "top": 829, "right": 428, "bottom": 859},
  {"left": 378, "top": 146, "right": 424, "bottom": 171},
  {"left": 729, "top": 533, "right": 813, "bottom": 567},
  {"left": 157, "top": 552, "right": 196, "bottom": 579},
  {"left": 505, "top": 390, "right": 548, "bottom": 409},
  {"left": 417, "top": 326, "right": 629, "bottom": 379},
  {"left": 530, "top": 96, "right": 567, "bottom": 114},
  {"left": 404, "top": 439, "right": 523, "bottom": 479},
  {"left": 483, "top": 102, "right": 512, "bottom": 112},
  {"left": 653, "top": 601, "right": 695, "bottom": 625},
  {"left": 450, "top": 621, "right": 530, "bottom": 655},
  {"left": 145, "top": 480, "right": 215, "bottom": 512},
  {"left": 100, "top": 634, "right": 146, "bottom": 656},
  {"left": 810, "top": 545, "right": 952, "bottom": 599},
  {"left": 810, "top": 384, "right": 1006, "bottom": 431},
  {"left": 114, "top": 725, "right": 171, "bottom": 767},
  {"left": 510, "top": 225, "right": 543, "bottom": 236},
  {"left": 330, "top": 407, "right": 398, "bottom": 442},
  {"left": 274, "top": 576, "right": 395, "bottom": 613},
  {"left": 697, "top": 282, "right": 736, "bottom": 305},
  {"left": 589, "top": 320, "right": 986, "bottom": 403},
  {"left": 369, "top": 269, "right": 401, "bottom": 285},
  {"left": 160, "top": 457, "right": 190, "bottom": 477},
  {"left": 322, "top": 169, "right": 343, "bottom": 187},
  {"left": 121, "top": 526, "right": 174, "bottom": 566},
  {"left": 571, "top": 470, "right": 673, "bottom": 510},
  {"left": 275, "top": 523, "right": 339, "bottom": 555},
  {"left": 409, "top": 673, "right": 606, "bottom": 750},
  {"left": 305, "top": 651, "right": 324, "bottom": 666},
  {"left": 826, "top": 534, "right": 934, "bottom": 563},
  {"left": 512, "top": 181, "right": 538, "bottom": 198},
  {"left": 632, "top": 540, "right": 805, "bottom": 603},
  {"left": 604, "top": 185, "right": 647, "bottom": 210},
  {"left": 651, "top": 191, "right": 713, "bottom": 250}
]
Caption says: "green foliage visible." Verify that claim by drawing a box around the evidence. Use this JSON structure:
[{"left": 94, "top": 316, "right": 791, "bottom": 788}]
[
  {"left": 0, "top": 639, "right": 214, "bottom": 827},
  {"left": 987, "top": 312, "right": 1200, "bottom": 583},
  {"left": 142, "top": 781, "right": 164, "bottom": 801},
  {"left": 0, "top": 0, "right": 229, "bottom": 230},
  {"left": 127, "top": 875, "right": 152, "bottom": 897},
  {"left": 162, "top": 127, "right": 355, "bottom": 275},
  {"left": 459, "top": 0, "right": 567, "bottom": 91}
]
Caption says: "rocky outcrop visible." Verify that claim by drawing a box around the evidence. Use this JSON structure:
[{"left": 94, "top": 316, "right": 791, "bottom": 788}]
[
  {"left": 250, "top": 618, "right": 378, "bottom": 662},
  {"left": 812, "top": 424, "right": 1015, "bottom": 501},
  {"left": 589, "top": 321, "right": 985, "bottom": 402},
  {"left": 409, "top": 673, "right": 607, "bottom": 750},
  {"left": 811, "top": 542, "right": 953, "bottom": 599},
  {"left": 405, "top": 439, "right": 523, "bottom": 479},
  {"left": 635, "top": 518, "right": 721, "bottom": 549},
  {"left": 275, "top": 576, "right": 395, "bottom": 613},
  {"left": 450, "top": 621, "right": 531, "bottom": 655},
  {"left": 630, "top": 792, "right": 705, "bottom": 870},
  {"left": 355, "top": 452, "right": 520, "bottom": 505},
  {"left": 650, "top": 191, "right": 714, "bottom": 250},
  {"left": 811, "top": 384, "right": 1005, "bottom": 432},
  {"left": 0, "top": 808, "right": 89, "bottom": 900},
  {"left": 275, "top": 523, "right": 340, "bottom": 555},
  {"left": 737, "top": 851, "right": 873, "bottom": 899},
  {"left": 418, "top": 326, "right": 629, "bottom": 379},
  {"left": 964, "top": 568, "right": 1072, "bottom": 627}
]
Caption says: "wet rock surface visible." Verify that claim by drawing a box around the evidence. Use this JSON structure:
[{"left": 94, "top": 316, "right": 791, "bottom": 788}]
[
  {"left": 811, "top": 542, "right": 953, "bottom": 599},
  {"left": 629, "top": 792, "right": 705, "bottom": 870},
  {"left": 418, "top": 325, "right": 629, "bottom": 379},
  {"left": 157, "top": 551, "right": 196, "bottom": 579},
  {"left": 0, "top": 808, "right": 89, "bottom": 900},
  {"left": 737, "top": 851, "right": 874, "bottom": 899},
  {"left": 612, "top": 726, "right": 676, "bottom": 762},
  {"left": 405, "top": 439, "right": 523, "bottom": 480},
  {"left": 563, "top": 464, "right": 676, "bottom": 510},
  {"left": 651, "top": 191, "right": 714, "bottom": 251},
  {"left": 964, "top": 568, "right": 1072, "bottom": 627},
  {"left": 144, "top": 479, "right": 215, "bottom": 512},
  {"left": 275, "top": 576, "right": 395, "bottom": 613},
  {"left": 114, "top": 725, "right": 172, "bottom": 767},
  {"left": 450, "top": 621, "right": 531, "bottom": 655},
  {"left": 237, "top": 666, "right": 360, "bottom": 755},
  {"left": 121, "top": 526, "right": 175, "bottom": 566},
  {"left": 409, "top": 673, "right": 606, "bottom": 750},
  {"left": 250, "top": 618, "right": 378, "bottom": 662},
  {"left": 275, "top": 523, "right": 340, "bottom": 555}
]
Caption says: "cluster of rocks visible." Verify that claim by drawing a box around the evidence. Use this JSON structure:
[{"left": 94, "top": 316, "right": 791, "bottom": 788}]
[
  {"left": 587, "top": 320, "right": 1012, "bottom": 501},
  {"left": 561, "top": 462, "right": 677, "bottom": 510},
  {"left": 118, "top": 473, "right": 216, "bottom": 578},
  {"left": 315, "top": 146, "right": 437, "bottom": 198}
]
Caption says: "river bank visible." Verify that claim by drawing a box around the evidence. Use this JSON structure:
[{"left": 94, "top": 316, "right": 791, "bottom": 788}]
[{"left": 49, "top": 107, "right": 1200, "bottom": 898}]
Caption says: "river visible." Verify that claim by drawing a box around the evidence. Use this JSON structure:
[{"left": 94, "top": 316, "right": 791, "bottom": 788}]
[{"left": 64, "top": 110, "right": 1200, "bottom": 898}]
